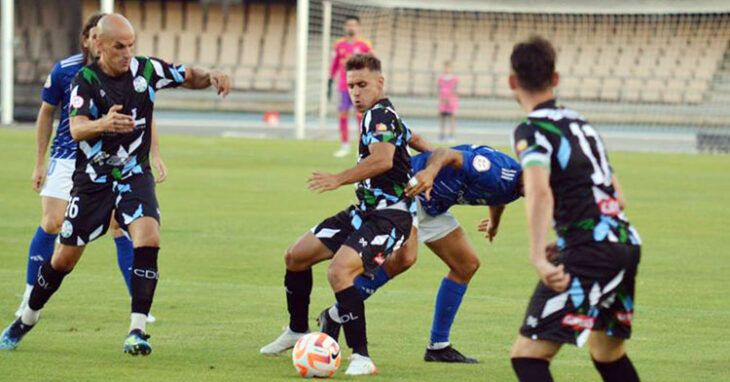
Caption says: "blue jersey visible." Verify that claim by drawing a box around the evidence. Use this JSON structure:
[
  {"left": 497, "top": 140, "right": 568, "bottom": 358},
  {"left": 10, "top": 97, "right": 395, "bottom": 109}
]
[
  {"left": 41, "top": 53, "right": 85, "bottom": 159},
  {"left": 412, "top": 144, "right": 522, "bottom": 216}
]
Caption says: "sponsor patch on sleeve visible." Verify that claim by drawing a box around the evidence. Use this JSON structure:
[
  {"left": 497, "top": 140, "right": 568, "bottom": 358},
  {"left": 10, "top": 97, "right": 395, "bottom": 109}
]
[
  {"left": 44, "top": 74, "right": 52, "bottom": 89},
  {"left": 472, "top": 155, "right": 491, "bottom": 172},
  {"left": 71, "top": 95, "right": 84, "bottom": 109}
]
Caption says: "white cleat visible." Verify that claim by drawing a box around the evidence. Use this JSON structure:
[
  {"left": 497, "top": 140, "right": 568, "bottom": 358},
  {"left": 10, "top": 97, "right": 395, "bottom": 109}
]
[
  {"left": 333, "top": 147, "right": 351, "bottom": 158},
  {"left": 345, "top": 353, "right": 378, "bottom": 376},
  {"left": 260, "top": 327, "right": 307, "bottom": 355},
  {"left": 146, "top": 314, "right": 156, "bottom": 324}
]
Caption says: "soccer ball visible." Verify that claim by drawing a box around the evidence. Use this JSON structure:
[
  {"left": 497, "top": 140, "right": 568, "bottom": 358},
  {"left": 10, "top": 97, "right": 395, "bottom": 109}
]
[{"left": 291, "top": 332, "right": 341, "bottom": 378}]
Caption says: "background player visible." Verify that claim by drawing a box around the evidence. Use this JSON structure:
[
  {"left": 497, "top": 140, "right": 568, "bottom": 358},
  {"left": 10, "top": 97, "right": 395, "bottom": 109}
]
[
  {"left": 0, "top": 14, "right": 231, "bottom": 355},
  {"left": 437, "top": 61, "right": 458, "bottom": 142},
  {"left": 261, "top": 54, "right": 413, "bottom": 376},
  {"left": 13, "top": 14, "right": 165, "bottom": 323},
  {"left": 319, "top": 144, "right": 523, "bottom": 363},
  {"left": 329, "top": 16, "right": 372, "bottom": 158},
  {"left": 507, "top": 36, "right": 641, "bottom": 382}
]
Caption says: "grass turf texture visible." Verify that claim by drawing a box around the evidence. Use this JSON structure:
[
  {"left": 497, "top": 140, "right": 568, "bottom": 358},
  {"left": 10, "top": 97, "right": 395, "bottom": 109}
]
[{"left": 0, "top": 128, "right": 728, "bottom": 381}]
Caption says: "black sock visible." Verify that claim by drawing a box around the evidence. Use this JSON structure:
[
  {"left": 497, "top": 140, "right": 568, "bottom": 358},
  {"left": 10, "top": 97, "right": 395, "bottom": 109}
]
[
  {"left": 28, "top": 261, "right": 69, "bottom": 311},
  {"left": 285, "top": 269, "right": 312, "bottom": 333},
  {"left": 130, "top": 247, "right": 159, "bottom": 315},
  {"left": 511, "top": 358, "right": 553, "bottom": 382},
  {"left": 335, "top": 286, "right": 368, "bottom": 357},
  {"left": 593, "top": 354, "right": 640, "bottom": 382}
]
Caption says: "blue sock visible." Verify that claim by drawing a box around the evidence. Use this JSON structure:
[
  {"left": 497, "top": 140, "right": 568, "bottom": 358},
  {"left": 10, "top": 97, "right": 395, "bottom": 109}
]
[
  {"left": 353, "top": 267, "right": 391, "bottom": 301},
  {"left": 430, "top": 277, "right": 468, "bottom": 344},
  {"left": 26, "top": 227, "right": 57, "bottom": 285},
  {"left": 114, "top": 236, "right": 134, "bottom": 295}
]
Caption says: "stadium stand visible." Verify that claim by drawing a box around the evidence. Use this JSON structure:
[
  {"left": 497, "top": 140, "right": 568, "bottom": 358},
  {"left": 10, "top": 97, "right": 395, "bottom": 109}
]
[{"left": 11, "top": 0, "right": 730, "bottom": 114}]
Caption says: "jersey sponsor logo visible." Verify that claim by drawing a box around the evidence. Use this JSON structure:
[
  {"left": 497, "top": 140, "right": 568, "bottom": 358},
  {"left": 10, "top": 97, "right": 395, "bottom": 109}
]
[
  {"left": 598, "top": 198, "right": 621, "bottom": 216},
  {"left": 71, "top": 95, "right": 84, "bottom": 109},
  {"left": 60, "top": 220, "right": 73, "bottom": 238},
  {"left": 133, "top": 76, "right": 148, "bottom": 93},
  {"left": 44, "top": 74, "right": 52, "bottom": 88},
  {"left": 375, "top": 123, "right": 388, "bottom": 132},
  {"left": 472, "top": 155, "right": 491, "bottom": 172},
  {"left": 560, "top": 313, "right": 595, "bottom": 330},
  {"left": 373, "top": 252, "right": 386, "bottom": 265}
]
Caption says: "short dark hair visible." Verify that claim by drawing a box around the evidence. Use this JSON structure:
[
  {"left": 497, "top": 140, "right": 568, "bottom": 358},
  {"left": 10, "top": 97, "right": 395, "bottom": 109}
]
[
  {"left": 80, "top": 13, "right": 106, "bottom": 58},
  {"left": 345, "top": 15, "right": 360, "bottom": 23},
  {"left": 345, "top": 54, "right": 381, "bottom": 73},
  {"left": 510, "top": 36, "right": 556, "bottom": 91}
]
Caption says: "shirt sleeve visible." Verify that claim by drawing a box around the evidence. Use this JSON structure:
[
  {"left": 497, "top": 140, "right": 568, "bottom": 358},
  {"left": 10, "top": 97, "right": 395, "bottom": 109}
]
[
  {"left": 362, "top": 108, "right": 402, "bottom": 146},
  {"left": 146, "top": 57, "right": 187, "bottom": 90},
  {"left": 68, "top": 73, "right": 99, "bottom": 119},
  {"left": 41, "top": 63, "right": 63, "bottom": 106},
  {"left": 513, "top": 122, "right": 552, "bottom": 169},
  {"left": 460, "top": 148, "right": 500, "bottom": 186},
  {"left": 329, "top": 42, "right": 341, "bottom": 78}
]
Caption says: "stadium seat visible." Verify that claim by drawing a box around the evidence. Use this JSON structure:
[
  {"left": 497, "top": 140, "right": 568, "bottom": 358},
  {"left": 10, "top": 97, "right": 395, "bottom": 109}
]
[
  {"left": 155, "top": 31, "right": 177, "bottom": 61},
  {"left": 166, "top": 3, "right": 184, "bottom": 31},
  {"left": 206, "top": 3, "right": 225, "bottom": 34},
  {"left": 185, "top": 2, "right": 204, "bottom": 32},
  {"left": 135, "top": 29, "right": 155, "bottom": 57},
  {"left": 198, "top": 34, "right": 220, "bottom": 66},
  {"left": 226, "top": 4, "right": 245, "bottom": 34},
  {"left": 143, "top": 1, "right": 163, "bottom": 32},
  {"left": 177, "top": 33, "right": 199, "bottom": 63},
  {"left": 220, "top": 35, "right": 242, "bottom": 67}
]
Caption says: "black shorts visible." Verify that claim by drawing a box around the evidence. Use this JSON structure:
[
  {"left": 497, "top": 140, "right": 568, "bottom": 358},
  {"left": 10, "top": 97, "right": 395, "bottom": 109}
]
[
  {"left": 59, "top": 173, "right": 160, "bottom": 246},
  {"left": 440, "top": 111, "right": 453, "bottom": 117},
  {"left": 519, "top": 242, "right": 641, "bottom": 346},
  {"left": 311, "top": 206, "right": 413, "bottom": 277}
]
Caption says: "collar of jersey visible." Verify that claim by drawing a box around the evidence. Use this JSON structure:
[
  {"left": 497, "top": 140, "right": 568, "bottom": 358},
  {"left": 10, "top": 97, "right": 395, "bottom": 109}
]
[{"left": 532, "top": 98, "right": 558, "bottom": 111}]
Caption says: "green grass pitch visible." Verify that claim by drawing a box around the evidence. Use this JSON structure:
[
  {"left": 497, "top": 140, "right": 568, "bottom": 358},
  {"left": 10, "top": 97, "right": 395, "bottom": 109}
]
[{"left": 0, "top": 128, "right": 728, "bottom": 381}]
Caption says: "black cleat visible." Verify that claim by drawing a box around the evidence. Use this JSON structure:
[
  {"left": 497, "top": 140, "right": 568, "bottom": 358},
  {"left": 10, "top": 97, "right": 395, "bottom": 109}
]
[
  {"left": 424, "top": 345, "right": 478, "bottom": 363},
  {"left": 317, "top": 307, "right": 341, "bottom": 342}
]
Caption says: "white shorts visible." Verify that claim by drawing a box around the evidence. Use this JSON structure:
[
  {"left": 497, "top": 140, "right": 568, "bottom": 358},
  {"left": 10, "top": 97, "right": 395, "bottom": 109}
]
[
  {"left": 39, "top": 158, "right": 75, "bottom": 201},
  {"left": 415, "top": 199, "right": 461, "bottom": 244}
]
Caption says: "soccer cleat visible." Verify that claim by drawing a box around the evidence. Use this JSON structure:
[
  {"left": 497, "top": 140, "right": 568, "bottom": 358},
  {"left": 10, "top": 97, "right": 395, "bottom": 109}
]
[
  {"left": 123, "top": 329, "right": 152, "bottom": 356},
  {"left": 345, "top": 353, "right": 378, "bottom": 376},
  {"left": 317, "top": 307, "right": 341, "bottom": 342},
  {"left": 259, "top": 327, "right": 308, "bottom": 355},
  {"left": 424, "top": 345, "right": 478, "bottom": 363},
  {"left": 0, "top": 319, "right": 34, "bottom": 350},
  {"left": 333, "top": 147, "right": 351, "bottom": 158}
]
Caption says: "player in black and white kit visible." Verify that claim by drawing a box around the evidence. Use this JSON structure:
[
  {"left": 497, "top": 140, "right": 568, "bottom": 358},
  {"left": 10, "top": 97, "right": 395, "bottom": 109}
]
[
  {"left": 0, "top": 14, "right": 231, "bottom": 356},
  {"left": 261, "top": 54, "right": 428, "bottom": 376},
  {"left": 507, "top": 37, "right": 641, "bottom": 382}
]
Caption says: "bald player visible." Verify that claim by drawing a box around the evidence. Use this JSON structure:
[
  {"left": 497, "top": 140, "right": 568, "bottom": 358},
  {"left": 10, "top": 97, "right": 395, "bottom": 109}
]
[{"left": 0, "top": 14, "right": 231, "bottom": 356}]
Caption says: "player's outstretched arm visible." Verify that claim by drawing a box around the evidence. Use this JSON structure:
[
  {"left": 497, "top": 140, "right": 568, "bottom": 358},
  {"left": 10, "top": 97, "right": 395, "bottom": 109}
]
[
  {"left": 70, "top": 104, "right": 134, "bottom": 141},
  {"left": 182, "top": 66, "right": 231, "bottom": 97},
  {"left": 405, "top": 147, "right": 462, "bottom": 199},
  {"left": 407, "top": 132, "right": 434, "bottom": 153},
  {"left": 308, "top": 142, "right": 395, "bottom": 193},
  {"left": 32, "top": 102, "right": 57, "bottom": 192},
  {"left": 523, "top": 166, "right": 569, "bottom": 292}
]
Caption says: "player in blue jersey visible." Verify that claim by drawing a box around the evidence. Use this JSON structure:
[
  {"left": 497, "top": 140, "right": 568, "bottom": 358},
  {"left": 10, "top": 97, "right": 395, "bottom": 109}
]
[
  {"left": 318, "top": 143, "right": 524, "bottom": 363},
  {"left": 12, "top": 14, "right": 165, "bottom": 323}
]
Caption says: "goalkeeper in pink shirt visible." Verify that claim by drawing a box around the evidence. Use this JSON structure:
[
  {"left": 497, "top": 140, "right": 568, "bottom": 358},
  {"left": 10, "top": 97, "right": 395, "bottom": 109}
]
[
  {"left": 329, "top": 15, "right": 372, "bottom": 157},
  {"left": 438, "top": 61, "right": 459, "bottom": 142}
]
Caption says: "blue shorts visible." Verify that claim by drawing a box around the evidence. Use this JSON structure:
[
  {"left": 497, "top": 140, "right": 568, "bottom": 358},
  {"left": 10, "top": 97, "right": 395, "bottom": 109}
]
[{"left": 338, "top": 89, "right": 353, "bottom": 112}]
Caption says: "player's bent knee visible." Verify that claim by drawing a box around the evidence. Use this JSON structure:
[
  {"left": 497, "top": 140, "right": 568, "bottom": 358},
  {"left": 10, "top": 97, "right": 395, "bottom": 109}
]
[
  {"left": 40, "top": 213, "right": 65, "bottom": 234},
  {"left": 50, "top": 249, "right": 81, "bottom": 272},
  {"left": 588, "top": 331, "right": 626, "bottom": 362},
  {"left": 453, "top": 255, "right": 480, "bottom": 282},
  {"left": 510, "top": 336, "right": 558, "bottom": 361}
]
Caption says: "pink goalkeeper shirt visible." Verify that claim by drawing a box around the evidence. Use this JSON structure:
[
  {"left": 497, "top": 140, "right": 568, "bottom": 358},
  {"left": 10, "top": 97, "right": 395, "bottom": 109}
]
[{"left": 330, "top": 37, "right": 372, "bottom": 91}]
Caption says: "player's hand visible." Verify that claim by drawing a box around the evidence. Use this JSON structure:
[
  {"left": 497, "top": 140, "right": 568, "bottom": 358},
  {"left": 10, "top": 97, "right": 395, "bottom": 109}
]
[
  {"left": 405, "top": 169, "right": 436, "bottom": 200},
  {"left": 307, "top": 171, "right": 341, "bottom": 193},
  {"left": 210, "top": 70, "right": 231, "bottom": 98},
  {"left": 545, "top": 241, "right": 560, "bottom": 261},
  {"left": 476, "top": 218, "right": 498, "bottom": 242},
  {"left": 102, "top": 104, "right": 135, "bottom": 134},
  {"left": 153, "top": 155, "right": 168, "bottom": 183},
  {"left": 534, "top": 260, "right": 570, "bottom": 292},
  {"left": 31, "top": 163, "right": 46, "bottom": 193}
]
